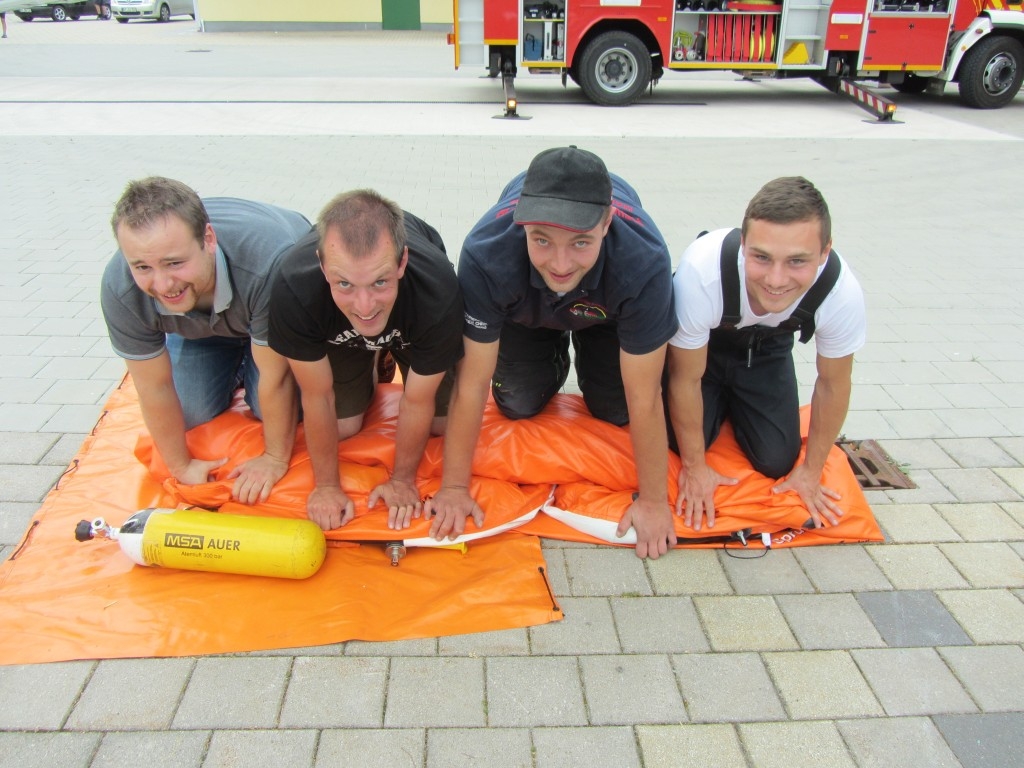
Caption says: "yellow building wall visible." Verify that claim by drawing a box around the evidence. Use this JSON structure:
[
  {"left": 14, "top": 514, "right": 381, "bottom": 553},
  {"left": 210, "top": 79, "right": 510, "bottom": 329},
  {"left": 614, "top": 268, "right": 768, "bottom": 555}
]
[
  {"left": 196, "top": 0, "right": 453, "bottom": 25},
  {"left": 421, "top": 0, "right": 452, "bottom": 24}
]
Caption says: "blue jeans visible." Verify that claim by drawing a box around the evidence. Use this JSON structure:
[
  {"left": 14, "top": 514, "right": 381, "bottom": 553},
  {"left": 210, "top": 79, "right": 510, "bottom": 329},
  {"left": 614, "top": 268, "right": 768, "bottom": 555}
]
[{"left": 165, "top": 334, "right": 260, "bottom": 429}]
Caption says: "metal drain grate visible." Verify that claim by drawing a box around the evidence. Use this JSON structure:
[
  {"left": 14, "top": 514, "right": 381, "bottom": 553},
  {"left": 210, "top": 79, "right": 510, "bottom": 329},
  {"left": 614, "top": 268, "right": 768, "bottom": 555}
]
[{"left": 836, "top": 439, "right": 917, "bottom": 490}]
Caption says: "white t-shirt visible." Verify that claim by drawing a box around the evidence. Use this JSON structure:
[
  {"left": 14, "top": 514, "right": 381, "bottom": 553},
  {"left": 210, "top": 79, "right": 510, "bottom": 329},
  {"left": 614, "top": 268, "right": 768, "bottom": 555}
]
[{"left": 670, "top": 228, "right": 866, "bottom": 359}]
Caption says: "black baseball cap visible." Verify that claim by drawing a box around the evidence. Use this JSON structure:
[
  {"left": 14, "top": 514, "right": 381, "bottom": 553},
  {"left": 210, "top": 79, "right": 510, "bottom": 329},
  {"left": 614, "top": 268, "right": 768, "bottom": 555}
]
[{"left": 513, "top": 146, "right": 612, "bottom": 232}]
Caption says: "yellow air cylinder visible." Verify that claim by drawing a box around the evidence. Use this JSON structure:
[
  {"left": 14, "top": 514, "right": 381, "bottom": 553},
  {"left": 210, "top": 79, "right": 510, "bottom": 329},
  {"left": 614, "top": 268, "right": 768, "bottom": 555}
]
[{"left": 88, "top": 508, "right": 326, "bottom": 580}]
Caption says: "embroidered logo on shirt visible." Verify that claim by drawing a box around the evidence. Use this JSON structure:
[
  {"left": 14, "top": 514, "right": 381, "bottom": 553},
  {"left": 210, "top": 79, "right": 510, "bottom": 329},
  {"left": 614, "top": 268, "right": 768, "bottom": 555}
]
[{"left": 569, "top": 302, "right": 608, "bottom": 320}]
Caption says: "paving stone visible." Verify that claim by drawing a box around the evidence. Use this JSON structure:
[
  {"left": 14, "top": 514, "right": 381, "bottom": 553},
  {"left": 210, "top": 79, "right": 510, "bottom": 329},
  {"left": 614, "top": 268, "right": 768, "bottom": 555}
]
[
  {"left": 384, "top": 657, "right": 484, "bottom": 728},
  {"left": 672, "top": 652, "right": 785, "bottom": 723},
  {"left": 871, "top": 504, "right": 962, "bottom": 543},
  {"left": 931, "top": 383, "right": 1006, "bottom": 410},
  {"left": 876, "top": 439, "right": 958, "bottom": 471},
  {"left": 775, "top": 593, "right": 885, "bottom": 650},
  {"left": 883, "top": 471, "right": 957, "bottom": 504},
  {"left": 855, "top": 590, "right": 972, "bottom": 646},
  {"left": 994, "top": 436, "right": 1024, "bottom": 464},
  {"left": 791, "top": 545, "right": 893, "bottom": 592},
  {"left": 562, "top": 548, "right": 652, "bottom": 597},
  {"left": 345, "top": 637, "right": 437, "bottom": 656},
  {"left": 540, "top": 547, "right": 570, "bottom": 597},
  {"left": 533, "top": 726, "right": 640, "bottom": 767},
  {"left": 881, "top": 409, "right": 956, "bottom": 439},
  {"left": 934, "top": 502, "right": 1024, "bottom": 541},
  {"left": 636, "top": 724, "right": 746, "bottom": 768},
  {"left": 171, "top": 656, "right": 290, "bottom": 729},
  {"left": 90, "top": 731, "right": 209, "bottom": 768},
  {"left": 851, "top": 648, "right": 977, "bottom": 716},
  {"left": 836, "top": 717, "right": 961, "bottom": 768},
  {"left": 40, "top": 433, "right": 88, "bottom": 466},
  {"left": 0, "top": 732, "right": 100, "bottom": 768},
  {"left": 939, "top": 542, "right": 1024, "bottom": 588},
  {"left": 738, "top": 721, "right": 856, "bottom": 768},
  {"left": 693, "top": 595, "right": 798, "bottom": 651},
  {"left": 763, "top": 650, "right": 883, "bottom": 719},
  {"left": 994, "top": 466, "right": 1024, "bottom": 497},
  {"left": 934, "top": 437, "right": 1018, "bottom": 468},
  {"left": 881, "top": 383, "right": 951, "bottom": 410},
  {"left": 609, "top": 596, "right": 709, "bottom": 653},
  {"left": 0, "top": 501, "right": 38, "bottom": 546},
  {"left": 934, "top": 408, "right": 1013, "bottom": 439},
  {"left": 646, "top": 547, "right": 732, "bottom": 596},
  {"left": 439, "top": 627, "right": 530, "bottom": 656},
  {"left": 866, "top": 543, "right": 970, "bottom": 589},
  {"left": 66, "top": 657, "right": 194, "bottom": 731},
  {"left": 0, "top": 661, "right": 95, "bottom": 730},
  {"left": 0, "top": 463, "right": 64, "bottom": 502},
  {"left": 932, "top": 468, "right": 1022, "bottom": 503},
  {"left": 718, "top": 548, "right": 814, "bottom": 594},
  {"left": 938, "top": 589, "right": 1024, "bottom": 644},
  {"left": 933, "top": 713, "right": 1024, "bottom": 768},
  {"left": 938, "top": 645, "right": 1024, "bottom": 712},
  {"left": 528, "top": 597, "right": 619, "bottom": 655},
  {"left": 204, "top": 730, "right": 317, "bottom": 768},
  {"left": 315, "top": 729, "right": 425, "bottom": 768},
  {"left": 1002, "top": 501, "right": 1024, "bottom": 527},
  {"left": 486, "top": 657, "right": 586, "bottom": 727},
  {"left": 426, "top": 728, "right": 532, "bottom": 768},
  {"left": 579, "top": 655, "right": 687, "bottom": 725},
  {"left": 279, "top": 656, "right": 387, "bottom": 728},
  {"left": 0, "top": 432, "right": 56, "bottom": 463}
]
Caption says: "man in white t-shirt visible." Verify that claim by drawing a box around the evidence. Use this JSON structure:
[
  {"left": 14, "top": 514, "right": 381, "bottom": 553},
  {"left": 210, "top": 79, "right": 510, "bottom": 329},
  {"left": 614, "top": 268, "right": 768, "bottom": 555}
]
[{"left": 668, "top": 177, "right": 866, "bottom": 531}]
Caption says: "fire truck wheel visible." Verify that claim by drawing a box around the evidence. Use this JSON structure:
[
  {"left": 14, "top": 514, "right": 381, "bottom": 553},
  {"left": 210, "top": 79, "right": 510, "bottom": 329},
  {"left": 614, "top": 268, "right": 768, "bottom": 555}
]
[
  {"left": 958, "top": 35, "right": 1024, "bottom": 109},
  {"left": 578, "top": 31, "right": 652, "bottom": 106}
]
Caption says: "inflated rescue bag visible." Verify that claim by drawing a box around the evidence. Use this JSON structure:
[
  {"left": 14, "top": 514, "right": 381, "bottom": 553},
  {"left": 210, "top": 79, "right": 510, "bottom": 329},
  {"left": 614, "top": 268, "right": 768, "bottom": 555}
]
[{"left": 75, "top": 507, "right": 327, "bottom": 579}]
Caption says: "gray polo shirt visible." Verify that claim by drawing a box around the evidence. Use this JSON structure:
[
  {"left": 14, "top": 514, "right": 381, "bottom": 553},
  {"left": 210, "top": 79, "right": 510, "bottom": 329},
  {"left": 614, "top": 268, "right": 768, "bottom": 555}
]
[{"left": 102, "top": 197, "right": 312, "bottom": 360}]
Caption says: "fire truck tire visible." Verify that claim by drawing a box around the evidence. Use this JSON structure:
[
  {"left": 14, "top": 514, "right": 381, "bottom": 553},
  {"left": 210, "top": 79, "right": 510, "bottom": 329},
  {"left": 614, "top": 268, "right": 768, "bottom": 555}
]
[
  {"left": 578, "top": 31, "right": 652, "bottom": 106},
  {"left": 892, "top": 73, "right": 929, "bottom": 94},
  {"left": 958, "top": 35, "right": 1024, "bottom": 109}
]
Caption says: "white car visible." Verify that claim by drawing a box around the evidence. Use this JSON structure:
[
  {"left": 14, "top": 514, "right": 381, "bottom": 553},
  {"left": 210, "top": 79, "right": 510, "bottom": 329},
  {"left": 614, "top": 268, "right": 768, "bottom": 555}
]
[{"left": 111, "top": 0, "right": 194, "bottom": 23}]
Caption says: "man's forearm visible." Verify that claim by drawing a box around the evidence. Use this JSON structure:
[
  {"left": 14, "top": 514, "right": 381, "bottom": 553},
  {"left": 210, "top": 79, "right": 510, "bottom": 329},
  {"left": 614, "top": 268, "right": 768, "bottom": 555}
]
[
  {"left": 670, "top": 379, "right": 708, "bottom": 470},
  {"left": 440, "top": 383, "right": 487, "bottom": 489},
  {"left": 391, "top": 394, "right": 434, "bottom": 484},
  {"left": 257, "top": 375, "right": 297, "bottom": 464},
  {"left": 138, "top": 386, "right": 192, "bottom": 474},
  {"left": 629, "top": 398, "right": 670, "bottom": 505},
  {"left": 303, "top": 394, "right": 342, "bottom": 488},
  {"left": 803, "top": 376, "right": 852, "bottom": 477}
]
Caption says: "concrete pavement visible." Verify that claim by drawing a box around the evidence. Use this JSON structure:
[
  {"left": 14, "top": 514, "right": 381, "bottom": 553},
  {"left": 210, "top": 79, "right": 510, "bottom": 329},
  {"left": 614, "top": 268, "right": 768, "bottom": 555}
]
[{"left": 1, "top": 15, "right": 1023, "bottom": 768}]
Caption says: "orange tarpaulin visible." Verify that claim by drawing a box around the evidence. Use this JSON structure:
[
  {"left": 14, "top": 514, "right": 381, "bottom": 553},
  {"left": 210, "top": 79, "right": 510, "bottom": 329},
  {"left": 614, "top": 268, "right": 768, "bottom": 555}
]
[
  {"left": 0, "top": 379, "right": 561, "bottom": 666},
  {"left": 0, "top": 377, "right": 880, "bottom": 665}
]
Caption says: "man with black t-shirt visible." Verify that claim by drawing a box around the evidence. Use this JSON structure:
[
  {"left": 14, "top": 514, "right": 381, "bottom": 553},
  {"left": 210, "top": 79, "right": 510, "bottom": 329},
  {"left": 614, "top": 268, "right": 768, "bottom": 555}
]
[{"left": 269, "top": 190, "right": 463, "bottom": 531}]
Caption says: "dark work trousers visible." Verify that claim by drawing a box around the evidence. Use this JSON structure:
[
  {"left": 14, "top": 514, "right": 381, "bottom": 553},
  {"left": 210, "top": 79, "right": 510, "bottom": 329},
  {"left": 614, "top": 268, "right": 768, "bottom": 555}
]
[
  {"left": 492, "top": 321, "right": 630, "bottom": 426},
  {"left": 702, "top": 327, "right": 801, "bottom": 479}
]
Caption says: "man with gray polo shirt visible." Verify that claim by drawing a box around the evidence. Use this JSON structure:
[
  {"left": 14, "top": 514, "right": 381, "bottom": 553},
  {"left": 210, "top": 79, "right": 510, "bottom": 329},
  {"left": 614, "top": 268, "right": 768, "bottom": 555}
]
[{"left": 102, "top": 177, "right": 312, "bottom": 504}]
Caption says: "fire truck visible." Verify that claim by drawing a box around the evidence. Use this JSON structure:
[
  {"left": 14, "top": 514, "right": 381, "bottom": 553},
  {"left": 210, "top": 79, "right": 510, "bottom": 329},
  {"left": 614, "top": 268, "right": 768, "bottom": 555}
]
[{"left": 450, "top": 0, "right": 1024, "bottom": 117}]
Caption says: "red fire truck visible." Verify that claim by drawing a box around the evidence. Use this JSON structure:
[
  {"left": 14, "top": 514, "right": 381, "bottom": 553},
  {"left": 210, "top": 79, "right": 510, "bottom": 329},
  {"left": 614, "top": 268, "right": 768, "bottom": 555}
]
[{"left": 450, "top": 0, "right": 1024, "bottom": 116}]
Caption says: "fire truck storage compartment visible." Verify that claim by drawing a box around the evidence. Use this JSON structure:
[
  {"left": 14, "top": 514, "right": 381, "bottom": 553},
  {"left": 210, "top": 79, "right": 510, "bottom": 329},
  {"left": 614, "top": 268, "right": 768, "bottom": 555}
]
[
  {"left": 670, "top": 1, "right": 832, "bottom": 68},
  {"left": 861, "top": 1, "right": 954, "bottom": 70},
  {"left": 523, "top": 1, "right": 566, "bottom": 63}
]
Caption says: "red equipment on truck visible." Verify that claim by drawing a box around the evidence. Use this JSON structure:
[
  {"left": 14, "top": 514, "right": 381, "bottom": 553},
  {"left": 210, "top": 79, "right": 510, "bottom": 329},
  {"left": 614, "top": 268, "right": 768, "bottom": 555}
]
[{"left": 449, "top": 0, "right": 1024, "bottom": 117}]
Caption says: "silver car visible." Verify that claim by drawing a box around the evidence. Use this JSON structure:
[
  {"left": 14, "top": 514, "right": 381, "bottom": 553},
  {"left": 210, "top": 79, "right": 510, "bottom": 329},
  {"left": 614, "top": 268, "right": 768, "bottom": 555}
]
[{"left": 111, "top": 0, "right": 194, "bottom": 23}]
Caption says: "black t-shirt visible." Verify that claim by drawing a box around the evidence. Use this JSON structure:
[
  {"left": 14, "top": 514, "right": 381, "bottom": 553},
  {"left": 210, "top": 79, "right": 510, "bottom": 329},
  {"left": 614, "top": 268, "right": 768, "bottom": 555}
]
[
  {"left": 269, "top": 212, "right": 464, "bottom": 376},
  {"left": 458, "top": 172, "right": 677, "bottom": 355}
]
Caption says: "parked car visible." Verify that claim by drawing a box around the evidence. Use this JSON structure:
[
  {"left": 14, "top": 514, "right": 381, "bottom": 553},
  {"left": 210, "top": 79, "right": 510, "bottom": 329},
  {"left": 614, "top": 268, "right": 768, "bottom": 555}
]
[
  {"left": 110, "top": 0, "right": 194, "bottom": 23},
  {"left": 13, "top": 2, "right": 108, "bottom": 21}
]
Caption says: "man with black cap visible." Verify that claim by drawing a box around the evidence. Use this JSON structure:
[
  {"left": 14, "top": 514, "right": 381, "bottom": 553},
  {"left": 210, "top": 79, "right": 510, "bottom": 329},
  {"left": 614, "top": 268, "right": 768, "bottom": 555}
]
[{"left": 425, "top": 146, "right": 679, "bottom": 559}]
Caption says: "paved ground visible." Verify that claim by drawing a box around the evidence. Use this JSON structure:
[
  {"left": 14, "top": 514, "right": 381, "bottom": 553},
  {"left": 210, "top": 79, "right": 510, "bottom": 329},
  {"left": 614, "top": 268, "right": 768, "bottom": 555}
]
[{"left": 1, "top": 15, "right": 1023, "bottom": 768}]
